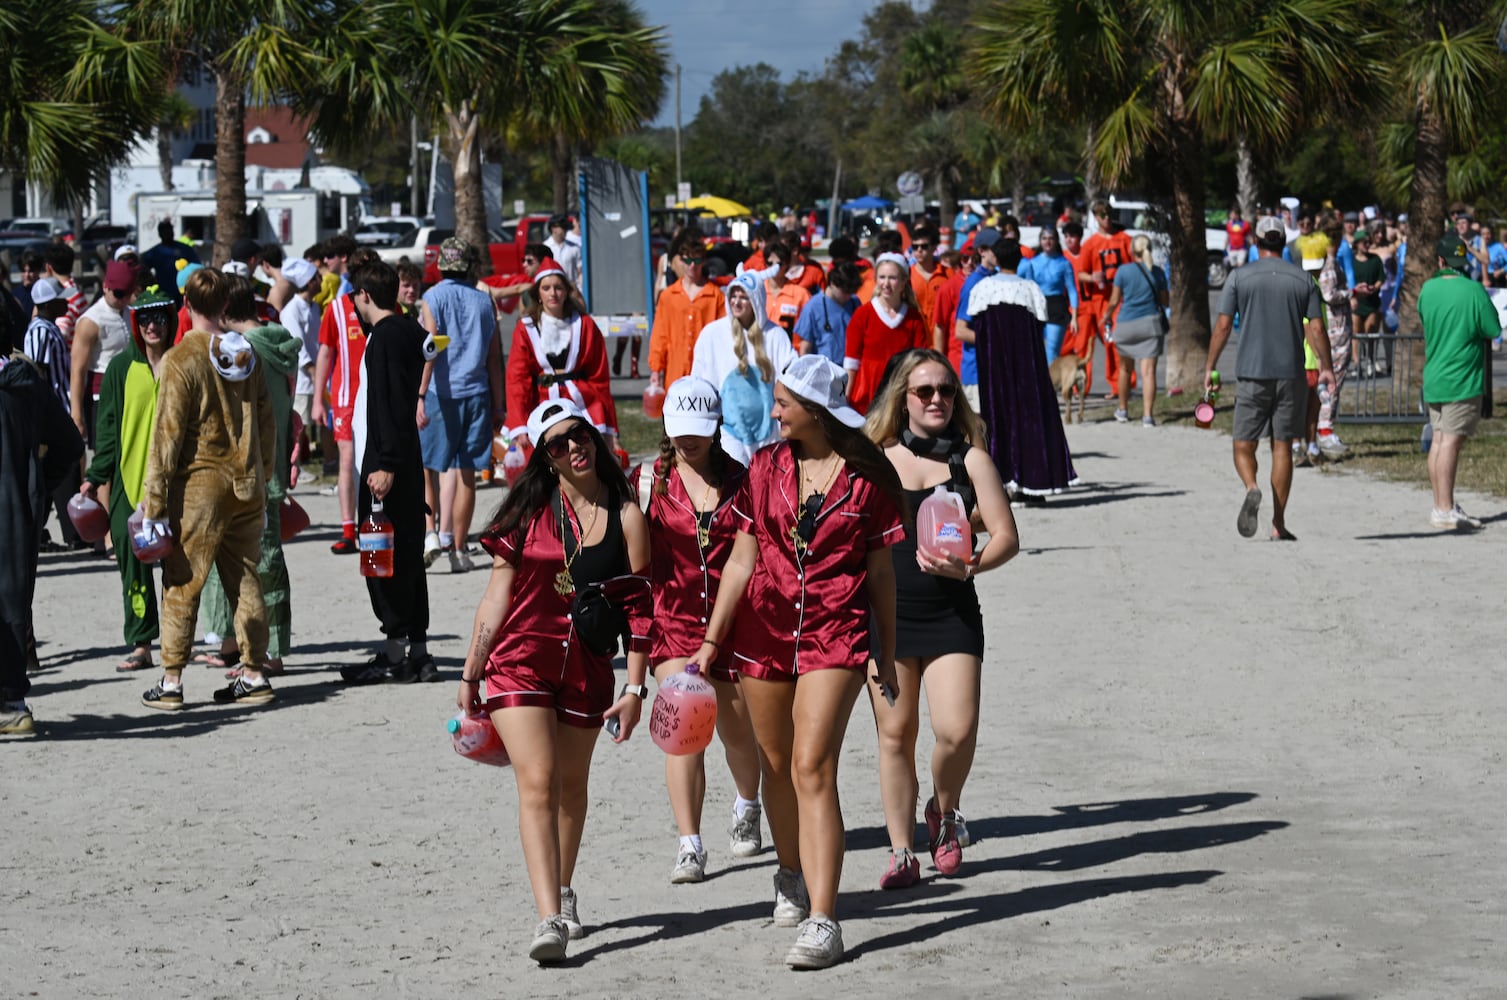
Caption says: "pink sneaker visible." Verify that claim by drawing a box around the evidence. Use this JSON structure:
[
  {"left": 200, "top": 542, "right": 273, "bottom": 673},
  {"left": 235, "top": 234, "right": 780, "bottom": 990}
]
[
  {"left": 926, "top": 798, "right": 963, "bottom": 876},
  {"left": 879, "top": 848, "right": 920, "bottom": 890}
]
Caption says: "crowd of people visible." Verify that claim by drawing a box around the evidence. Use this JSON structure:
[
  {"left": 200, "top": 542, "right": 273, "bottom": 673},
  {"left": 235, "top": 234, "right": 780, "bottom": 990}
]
[{"left": 0, "top": 190, "right": 1499, "bottom": 973}]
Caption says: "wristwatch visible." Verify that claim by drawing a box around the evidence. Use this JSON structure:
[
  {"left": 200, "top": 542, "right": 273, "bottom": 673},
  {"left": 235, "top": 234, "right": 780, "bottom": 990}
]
[{"left": 620, "top": 683, "right": 649, "bottom": 699}]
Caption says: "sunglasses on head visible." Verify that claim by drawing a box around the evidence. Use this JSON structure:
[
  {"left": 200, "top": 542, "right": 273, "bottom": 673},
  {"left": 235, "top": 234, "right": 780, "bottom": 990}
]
[
  {"left": 909, "top": 382, "right": 958, "bottom": 403},
  {"left": 542, "top": 423, "right": 594, "bottom": 459}
]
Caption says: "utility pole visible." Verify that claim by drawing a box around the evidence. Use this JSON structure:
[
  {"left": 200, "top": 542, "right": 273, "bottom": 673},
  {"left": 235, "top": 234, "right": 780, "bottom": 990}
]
[
  {"left": 674, "top": 63, "right": 682, "bottom": 198},
  {"left": 410, "top": 115, "right": 421, "bottom": 217}
]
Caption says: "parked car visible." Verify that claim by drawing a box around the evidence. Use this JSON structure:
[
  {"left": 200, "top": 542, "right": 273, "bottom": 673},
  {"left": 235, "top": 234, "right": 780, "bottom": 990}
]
[
  {"left": 1105, "top": 196, "right": 1230, "bottom": 289},
  {"left": 379, "top": 215, "right": 553, "bottom": 285},
  {"left": 355, "top": 216, "right": 424, "bottom": 248}
]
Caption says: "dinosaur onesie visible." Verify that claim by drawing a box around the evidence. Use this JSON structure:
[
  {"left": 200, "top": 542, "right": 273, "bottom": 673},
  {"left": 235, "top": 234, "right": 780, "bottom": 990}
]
[{"left": 141, "top": 329, "right": 276, "bottom": 672}]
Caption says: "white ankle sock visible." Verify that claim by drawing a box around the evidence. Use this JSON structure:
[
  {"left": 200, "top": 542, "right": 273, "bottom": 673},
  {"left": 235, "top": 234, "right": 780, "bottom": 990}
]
[
  {"left": 438, "top": 531, "right": 453, "bottom": 548},
  {"left": 734, "top": 795, "right": 760, "bottom": 820},
  {"left": 680, "top": 834, "right": 704, "bottom": 854}
]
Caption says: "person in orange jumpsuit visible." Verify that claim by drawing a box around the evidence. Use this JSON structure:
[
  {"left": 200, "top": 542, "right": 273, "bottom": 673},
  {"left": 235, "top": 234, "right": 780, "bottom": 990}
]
[
  {"left": 907, "top": 225, "right": 951, "bottom": 333},
  {"left": 648, "top": 230, "right": 727, "bottom": 391},
  {"left": 1064, "top": 203, "right": 1135, "bottom": 395}
]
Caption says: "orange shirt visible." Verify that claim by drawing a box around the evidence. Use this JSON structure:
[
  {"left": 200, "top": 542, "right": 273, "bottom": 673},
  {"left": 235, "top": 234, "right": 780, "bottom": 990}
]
[
  {"left": 765, "top": 280, "right": 810, "bottom": 333},
  {"left": 792, "top": 261, "right": 825, "bottom": 296},
  {"left": 1077, "top": 230, "right": 1134, "bottom": 302},
  {"left": 910, "top": 262, "right": 952, "bottom": 332},
  {"left": 648, "top": 278, "right": 726, "bottom": 384},
  {"left": 854, "top": 260, "right": 876, "bottom": 304}
]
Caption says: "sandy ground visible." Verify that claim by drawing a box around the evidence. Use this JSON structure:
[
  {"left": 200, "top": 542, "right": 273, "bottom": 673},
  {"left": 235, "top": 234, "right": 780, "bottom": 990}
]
[{"left": 5, "top": 419, "right": 1505, "bottom": 999}]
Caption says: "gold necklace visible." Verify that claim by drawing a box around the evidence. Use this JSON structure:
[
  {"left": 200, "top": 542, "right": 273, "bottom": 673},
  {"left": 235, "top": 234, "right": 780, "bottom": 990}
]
[
  {"left": 789, "top": 453, "right": 842, "bottom": 553},
  {"left": 691, "top": 472, "right": 717, "bottom": 552},
  {"left": 554, "top": 488, "right": 601, "bottom": 596}
]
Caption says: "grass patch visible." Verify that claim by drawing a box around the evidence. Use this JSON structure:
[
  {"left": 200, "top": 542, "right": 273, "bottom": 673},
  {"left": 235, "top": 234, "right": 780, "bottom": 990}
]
[
  {"left": 615, "top": 401, "right": 663, "bottom": 459},
  {"left": 1133, "top": 390, "right": 1507, "bottom": 499}
]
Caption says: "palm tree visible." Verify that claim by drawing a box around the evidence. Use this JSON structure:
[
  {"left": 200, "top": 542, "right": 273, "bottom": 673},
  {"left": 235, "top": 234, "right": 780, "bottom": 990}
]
[
  {"left": 972, "top": 0, "right": 1384, "bottom": 388},
  {"left": 512, "top": 0, "right": 668, "bottom": 215},
  {"left": 122, "top": 0, "right": 329, "bottom": 266},
  {"left": 1384, "top": 1, "right": 1507, "bottom": 331},
  {"left": 0, "top": 0, "right": 164, "bottom": 207}
]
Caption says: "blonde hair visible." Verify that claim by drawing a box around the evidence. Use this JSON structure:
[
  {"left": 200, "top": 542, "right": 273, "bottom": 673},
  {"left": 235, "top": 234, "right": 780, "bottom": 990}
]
[
  {"left": 874, "top": 258, "right": 920, "bottom": 315},
  {"left": 728, "top": 288, "right": 774, "bottom": 382},
  {"left": 863, "top": 348, "right": 985, "bottom": 447},
  {"left": 1131, "top": 233, "right": 1155, "bottom": 270}
]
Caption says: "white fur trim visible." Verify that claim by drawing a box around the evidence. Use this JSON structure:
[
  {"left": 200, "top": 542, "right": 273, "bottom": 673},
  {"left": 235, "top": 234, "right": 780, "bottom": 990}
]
[
  {"left": 966, "top": 274, "right": 1048, "bottom": 323},
  {"left": 876, "top": 252, "right": 910, "bottom": 272},
  {"left": 871, "top": 298, "right": 908, "bottom": 329}
]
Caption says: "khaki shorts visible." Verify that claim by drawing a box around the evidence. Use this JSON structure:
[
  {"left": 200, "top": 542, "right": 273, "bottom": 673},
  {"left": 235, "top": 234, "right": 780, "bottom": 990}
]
[{"left": 1428, "top": 396, "right": 1482, "bottom": 437}]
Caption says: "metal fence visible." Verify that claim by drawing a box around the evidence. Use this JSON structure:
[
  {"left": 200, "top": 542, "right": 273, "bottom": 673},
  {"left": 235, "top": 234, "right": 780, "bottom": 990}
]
[{"left": 1335, "top": 332, "right": 1426, "bottom": 424}]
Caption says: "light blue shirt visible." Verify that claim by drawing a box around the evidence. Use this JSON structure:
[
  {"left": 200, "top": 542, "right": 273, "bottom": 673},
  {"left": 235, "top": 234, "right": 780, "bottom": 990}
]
[
  {"left": 955, "top": 266, "right": 997, "bottom": 385},
  {"left": 1021, "top": 253, "right": 1079, "bottom": 309},
  {"left": 422, "top": 279, "right": 496, "bottom": 399},
  {"left": 793, "top": 290, "right": 857, "bottom": 367}
]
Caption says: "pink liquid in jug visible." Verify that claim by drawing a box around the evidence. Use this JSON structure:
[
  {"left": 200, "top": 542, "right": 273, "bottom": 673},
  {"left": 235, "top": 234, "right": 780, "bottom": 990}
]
[
  {"left": 67, "top": 494, "right": 109, "bottom": 543},
  {"left": 915, "top": 485, "right": 972, "bottom": 563},
  {"left": 649, "top": 663, "right": 717, "bottom": 756},
  {"left": 642, "top": 384, "right": 666, "bottom": 420},
  {"left": 359, "top": 502, "right": 394, "bottom": 578},
  {"left": 446, "top": 710, "right": 511, "bottom": 767},
  {"left": 127, "top": 506, "right": 174, "bottom": 564}
]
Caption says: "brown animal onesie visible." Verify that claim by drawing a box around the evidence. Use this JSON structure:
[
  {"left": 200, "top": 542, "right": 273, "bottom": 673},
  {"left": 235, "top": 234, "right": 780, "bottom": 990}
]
[{"left": 141, "top": 330, "right": 276, "bottom": 671}]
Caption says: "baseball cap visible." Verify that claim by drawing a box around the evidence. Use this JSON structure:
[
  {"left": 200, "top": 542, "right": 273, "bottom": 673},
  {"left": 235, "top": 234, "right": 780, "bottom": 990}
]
[
  {"left": 1343, "top": 211, "right": 1358, "bottom": 223},
  {"left": 436, "top": 237, "right": 472, "bottom": 272},
  {"left": 104, "top": 260, "right": 137, "bottom": 293},
  {"left": 30, "top": 277, "right": 63, "bottom": 305},
  {"left": 1254, "top": 216, "right": 1286, "bottom": 246},
  {"left": 230, "top": 237, "right": 261, "bottom": 262},
  {"left": 1436, "top": 236, "right": 1469, "bottom": 268},
  {"left": 113, "top": 244, "right": 138, "bottom": 259},
  {"left": 974, "top": 228, "right": 1002, "bottom": 250},
  {"left": 1301, "top": 257, "right": 1324, "bottom": 272},
  {"left": 282, "top": 257, "right": 318, "bottom": 289},
  {"left": 662, "top": 376, "right": 721, "bottom": 438},
  {"left": 527, "top": 398, "right": 590, "bottom": 448},
  {"left": 1354, "top": 228, "right": 1370, "bottom": 242},
  {"left": 221, "top": 260, "right": 251, "bottom": 278},
  {"left": 776, "top": 354, "right": 864, "bottom": 429}
]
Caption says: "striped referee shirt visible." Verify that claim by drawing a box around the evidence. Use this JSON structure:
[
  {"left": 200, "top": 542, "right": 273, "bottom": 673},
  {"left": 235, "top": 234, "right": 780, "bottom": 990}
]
[{"left": 23, "top": 317, "right": 70, "bottom": 411}]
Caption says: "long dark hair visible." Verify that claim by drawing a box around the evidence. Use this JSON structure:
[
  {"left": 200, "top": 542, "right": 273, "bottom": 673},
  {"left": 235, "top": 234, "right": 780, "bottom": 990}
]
[
  {"left": 788, "top": 393, "right": 909, "bottom": 521},
  {"left": 486, "top": 418, "right": 631, "bottom": 537}
]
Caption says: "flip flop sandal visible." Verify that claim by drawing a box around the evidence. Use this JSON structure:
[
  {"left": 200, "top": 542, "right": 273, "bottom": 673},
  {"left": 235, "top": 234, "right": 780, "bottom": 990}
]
[
  {"left": 116, "top": 650, "right": 154, "bottom": 672},
  {"left": 224, "top": 666, "right": 244, "bottom": 680},
  {"left": 195, "top": 651, "right": 237, "bottom": 669}
]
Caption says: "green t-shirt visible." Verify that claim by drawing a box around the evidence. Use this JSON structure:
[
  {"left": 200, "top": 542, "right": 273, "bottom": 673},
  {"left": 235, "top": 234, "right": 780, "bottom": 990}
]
[
  {"left": 1351, "top": 255, "right": 1385, "bottom": 316},
  {"left": 1418, "top": 269, "right": 1498, "bottom": 403}
]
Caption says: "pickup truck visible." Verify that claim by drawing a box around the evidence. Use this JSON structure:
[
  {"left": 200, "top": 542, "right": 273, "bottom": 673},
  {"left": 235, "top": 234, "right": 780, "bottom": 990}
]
[{"left": 377, "top": 214, "right": 553, "bottom": 285}]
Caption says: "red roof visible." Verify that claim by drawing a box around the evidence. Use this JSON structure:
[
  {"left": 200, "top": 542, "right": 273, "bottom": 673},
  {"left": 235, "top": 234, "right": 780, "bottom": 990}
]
[{"left": 244, "top": 106, "right": 311, "bottom": 169}]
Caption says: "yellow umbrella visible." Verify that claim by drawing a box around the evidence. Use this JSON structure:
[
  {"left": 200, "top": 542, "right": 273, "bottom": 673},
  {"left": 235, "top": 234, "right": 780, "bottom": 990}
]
[{"left": 674, "top": 195, "right": 753, "bottom": 218}]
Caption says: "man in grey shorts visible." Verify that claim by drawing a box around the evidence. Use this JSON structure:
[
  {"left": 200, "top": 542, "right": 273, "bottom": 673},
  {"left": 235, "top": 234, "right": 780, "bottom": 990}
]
[{"left": 1205, "top": 216, "right": 1334, "bottom": 540}]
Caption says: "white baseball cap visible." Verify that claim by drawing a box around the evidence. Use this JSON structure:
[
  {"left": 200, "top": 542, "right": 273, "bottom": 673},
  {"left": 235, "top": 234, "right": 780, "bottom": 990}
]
[
  {"left": 30, "top": 277, "right": 63, "bottom": 305},
  {"left": 776, "top": 354, "right": 864, "bottom": 429},
  {"left": 282, "top": 257, "right": 318, "bottom": 289},
  {"left": 662, "top": 376, "right": 720, "bottom": 438},
  {"left": 527, "top": 398, "right": 590, "bottom": 447},
  {"left": 221, "top": 261, "right": 251, "bottom": 278},
  {"left": 113, "top": 244, "right": 138, "bottom": 259}
]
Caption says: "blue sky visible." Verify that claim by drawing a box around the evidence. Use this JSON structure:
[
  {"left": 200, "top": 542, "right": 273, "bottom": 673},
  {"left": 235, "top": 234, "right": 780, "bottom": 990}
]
[{"left": 634, "top": 0, "right": 906, "bottom": 128}]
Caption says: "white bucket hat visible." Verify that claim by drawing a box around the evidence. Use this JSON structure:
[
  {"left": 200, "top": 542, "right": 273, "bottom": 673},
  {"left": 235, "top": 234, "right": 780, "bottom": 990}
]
[
  {"left": 663, "top": 376, "right": 721, "bottom": 438},
  {"left": 776, "top": 354, "right": 864, "bottom": 429}
]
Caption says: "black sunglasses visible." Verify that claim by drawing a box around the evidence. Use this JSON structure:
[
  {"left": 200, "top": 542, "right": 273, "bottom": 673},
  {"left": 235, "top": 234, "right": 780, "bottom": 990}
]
[
  {"left": 542, "top": 423, "right": 594, "bottom": 459},
  {"left": 909, "top": 383, "right": 958, "bottom": 403},
  {"left": 794, "top": 493, "right": 825, "bottom": 548},
  {"left": 911, "top": 242, "right": 933, "bottom": 251},
  {"left": 681, "top": 256, "right": 704, "bottom": 266}
]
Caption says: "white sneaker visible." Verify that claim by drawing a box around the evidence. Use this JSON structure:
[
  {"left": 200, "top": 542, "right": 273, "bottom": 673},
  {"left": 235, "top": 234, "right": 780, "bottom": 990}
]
[
  {"left": 448, "top": 548, "right": 474, "bottom": 574},
  {"left": 729, "top": 803, "right": 763, "bottom": 857},
  {"left": 671, "top": 848, "right": 707, "bottom": 884},
  {"left": 1431, "top": 506, "right": 1482, "bottom": 531},
  {"left": 528, "top": 915, "right": 568, "bottom": 963},
  {"left": 785, "top": 914, "right": 844, "bottom": 970},
  {"left": 559, "top": 886, "right": 584, "bottom": 939},
  {"left": 1113, "top": 408, "right": 1129, "bottom": 423},
  {"left": 772, "top": 867, "right": 809, "bottom": 927},
  {"left": 1316, "top": 433, "right": 1349, "bottom": 457},
  {"left": 422, "top": 531, "right": 443, "bottom": 567}
]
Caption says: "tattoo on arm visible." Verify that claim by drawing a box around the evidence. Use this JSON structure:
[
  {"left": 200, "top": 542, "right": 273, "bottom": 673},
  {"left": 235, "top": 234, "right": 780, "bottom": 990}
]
[{"left": 472, "top": 624, "right": 494, "bottom": 662}]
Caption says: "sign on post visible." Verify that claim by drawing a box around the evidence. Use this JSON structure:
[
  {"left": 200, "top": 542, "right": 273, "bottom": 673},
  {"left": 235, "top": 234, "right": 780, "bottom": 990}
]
[
  {"left": 513, "top": 199, "right": 526, "bottom": 216},
  {"left": 896, "top": 172, "right": 925, "bottom": 198},
  {"left": 677, "top": 182, "right": 692, "bottom": 203}
]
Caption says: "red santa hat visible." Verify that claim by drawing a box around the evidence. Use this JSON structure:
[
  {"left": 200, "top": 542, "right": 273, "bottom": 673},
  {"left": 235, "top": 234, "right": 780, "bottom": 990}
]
[{"left": 533, "top": 258, "right": 567, "bottom": 285}]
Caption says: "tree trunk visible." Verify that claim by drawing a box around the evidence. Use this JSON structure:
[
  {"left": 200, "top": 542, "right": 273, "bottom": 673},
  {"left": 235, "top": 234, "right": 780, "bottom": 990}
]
[
  {"left": 937, "top": 173, "right": 955, "bottom": 238},
  {"left": 1236, "top": 132, "right": 1257, "bottom": 220},
  {"left": 1010, "top": 170, "right": 1026, "bottom": 226},
  {"left": 551, "top": 131, "right": 572, "bottom": 216},
  {"left": 212, "top": 65, "right": 247, "bottom": 268},
  {"left": 1399, "top": 98, "right": 1448, "bottom": 336},
  {"left": 446, "top": 101, "right": 487, "bottom": 261},
  {"left": 1162, "top": 102, "right": 1211, "bottom": 392},
  {"left": 157, "top": 127, "right": 174, "bottom": 192},
  {"left": 828, "top": 156, "right": 842, "bottom": 238}
]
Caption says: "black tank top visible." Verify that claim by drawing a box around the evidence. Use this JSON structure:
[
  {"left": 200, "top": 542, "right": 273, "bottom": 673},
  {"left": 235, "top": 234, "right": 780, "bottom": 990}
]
[{"left": 559, "top": 490, "right": 627, "bottom": 588}]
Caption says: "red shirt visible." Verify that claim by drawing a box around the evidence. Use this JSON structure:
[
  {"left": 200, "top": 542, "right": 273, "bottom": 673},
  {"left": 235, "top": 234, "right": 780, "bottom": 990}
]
[
  {"left": 639, "top": 459, "right": 748, "bottom": 667},
  {"left": 317, "top": 293, "right": 366, "bottom": 409},
  {"left": 482, "top": 271, "right": 532, "bottom": 314},
  {"left": 728, "top": 443, "right": 903, "bottom": 675},
  {"left": 933, "top": 270, "right": 968, "bottom": 374},
  {"left": 1225, "top": 219, "right": 1250, "bottom": 251},
  {"left": 843, "top": 300, "right": 928, "bottom": 413},
  {"left": 504, "top": 312, "right": 618, "bottom": 439},
  {"left": 478, "top": 503, "right": 652, "bottom": 680}
]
